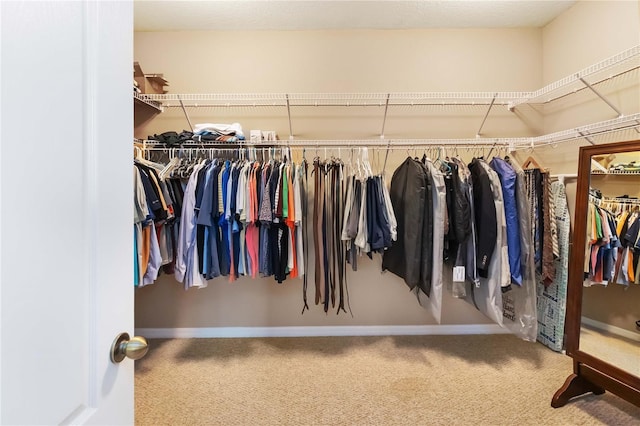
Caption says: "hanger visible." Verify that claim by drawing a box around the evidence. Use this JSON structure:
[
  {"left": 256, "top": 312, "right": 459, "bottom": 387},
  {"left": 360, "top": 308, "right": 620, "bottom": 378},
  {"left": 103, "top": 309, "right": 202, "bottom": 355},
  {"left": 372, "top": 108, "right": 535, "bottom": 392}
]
[{"left": 522, "top": 155, "right": 542, "bottom": 169}]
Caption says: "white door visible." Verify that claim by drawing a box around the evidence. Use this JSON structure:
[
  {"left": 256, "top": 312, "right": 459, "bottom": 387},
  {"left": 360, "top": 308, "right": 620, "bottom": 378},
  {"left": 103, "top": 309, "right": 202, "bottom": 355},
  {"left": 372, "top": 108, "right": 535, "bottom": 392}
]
[{"left": 1, "top": 1, "right": 136, "bottom": 424}]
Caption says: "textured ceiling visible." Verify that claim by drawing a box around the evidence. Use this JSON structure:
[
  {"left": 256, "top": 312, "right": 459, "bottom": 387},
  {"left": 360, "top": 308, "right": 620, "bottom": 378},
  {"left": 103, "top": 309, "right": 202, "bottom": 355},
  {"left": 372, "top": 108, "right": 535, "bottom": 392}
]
[{"left": 134, "top": 1, "right": 577, "bottom": 31}]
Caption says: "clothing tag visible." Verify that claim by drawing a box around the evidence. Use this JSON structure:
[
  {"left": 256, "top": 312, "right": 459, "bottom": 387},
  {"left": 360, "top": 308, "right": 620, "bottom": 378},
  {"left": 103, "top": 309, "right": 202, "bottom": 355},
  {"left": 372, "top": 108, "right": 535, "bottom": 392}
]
[{"left": 453, "top": 266, "right": 465, "bottom": 282}]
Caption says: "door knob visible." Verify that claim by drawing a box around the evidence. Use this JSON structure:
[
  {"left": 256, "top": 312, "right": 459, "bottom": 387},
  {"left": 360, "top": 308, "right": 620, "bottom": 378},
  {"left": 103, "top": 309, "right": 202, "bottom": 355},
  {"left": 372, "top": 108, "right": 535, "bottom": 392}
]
[{"left": 110, "top": 332, "right": 149, "bottom": 363}]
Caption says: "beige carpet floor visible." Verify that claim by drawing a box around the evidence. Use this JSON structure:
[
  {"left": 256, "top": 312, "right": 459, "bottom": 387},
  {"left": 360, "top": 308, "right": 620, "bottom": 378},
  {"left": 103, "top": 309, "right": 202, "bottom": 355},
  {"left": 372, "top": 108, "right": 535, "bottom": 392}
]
[{"left": 135, "top": 335, "right": 640, "bottom": 425}]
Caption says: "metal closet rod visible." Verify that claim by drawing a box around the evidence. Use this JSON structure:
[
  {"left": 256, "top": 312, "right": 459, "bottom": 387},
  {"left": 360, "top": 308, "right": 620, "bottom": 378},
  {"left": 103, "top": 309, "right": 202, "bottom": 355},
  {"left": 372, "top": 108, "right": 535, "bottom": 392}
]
[
  {"left": 157, "top": 101, "right": 511, "bottom": 108},
  {"left": 591, "top": 194, "right": 640, "bottom": 205},
  {"left": 135, "top": 112, "right": 640, "bottom": 150},
  {"left": 138, "top": 138, "right": 514, "bottom": 147}
]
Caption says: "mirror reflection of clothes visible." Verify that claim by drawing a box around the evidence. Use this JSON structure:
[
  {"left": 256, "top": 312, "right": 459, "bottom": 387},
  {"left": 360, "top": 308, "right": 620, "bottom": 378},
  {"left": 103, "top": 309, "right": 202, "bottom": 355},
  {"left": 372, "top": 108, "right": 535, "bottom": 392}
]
[{"left": 584, "top": 196, "right": 639, "bottom": 287}]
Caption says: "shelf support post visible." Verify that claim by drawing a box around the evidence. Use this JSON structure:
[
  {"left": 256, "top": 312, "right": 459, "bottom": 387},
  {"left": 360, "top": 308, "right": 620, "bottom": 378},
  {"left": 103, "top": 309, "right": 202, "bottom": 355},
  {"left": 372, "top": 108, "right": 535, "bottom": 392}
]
[
  {"left": 178, "top": 96, "right": 194, "bottom": 132},
  {"left": 380, "top": 93, "right": 391, "bottom": 138},
  {"left": 476, "top": 93, "right": 497, "bottom": 138},
  {"left": 286, "top": 94, "right": 294, "bottom": 140},
  {"left": 578, "top": 130, "right": 596, "bottom": 145},
  {"left": 578, "top": 76, "right": 623, "bottom": 118}
]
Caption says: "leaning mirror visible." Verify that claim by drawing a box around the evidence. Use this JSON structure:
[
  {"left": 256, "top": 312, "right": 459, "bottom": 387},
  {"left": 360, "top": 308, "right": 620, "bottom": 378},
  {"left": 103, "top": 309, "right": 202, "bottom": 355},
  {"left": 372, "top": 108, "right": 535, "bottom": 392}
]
[
  {"left": 581, "top": 149, "right": 640, "bottom": 376},
  {"left": 553, "top": 140, "right": 640, "bottom": 409}
]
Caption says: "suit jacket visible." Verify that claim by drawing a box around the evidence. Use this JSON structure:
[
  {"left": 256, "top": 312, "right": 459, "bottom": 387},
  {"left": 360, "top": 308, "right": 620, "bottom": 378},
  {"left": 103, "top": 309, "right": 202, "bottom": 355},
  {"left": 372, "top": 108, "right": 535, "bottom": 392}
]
[
  {"left": 383, "top": 157, "right": 433, "bottom": 295},
  {"left": 468, "top": 159, "right": 497, "bottom": 278}
]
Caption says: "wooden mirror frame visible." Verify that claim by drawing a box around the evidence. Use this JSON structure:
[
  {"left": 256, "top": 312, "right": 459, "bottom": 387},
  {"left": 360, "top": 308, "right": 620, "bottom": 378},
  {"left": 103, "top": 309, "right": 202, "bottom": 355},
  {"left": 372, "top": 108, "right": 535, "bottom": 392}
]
[{"left": 552, "top": 139, "right": 640, "bottom": 408}]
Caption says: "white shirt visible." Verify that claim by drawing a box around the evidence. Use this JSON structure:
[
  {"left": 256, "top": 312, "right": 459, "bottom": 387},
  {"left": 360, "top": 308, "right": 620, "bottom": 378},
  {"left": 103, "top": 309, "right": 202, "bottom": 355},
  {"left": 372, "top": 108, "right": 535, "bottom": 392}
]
[
  {"left": 175, "top": 161, "right": 207, "bottom": 289},
  {"left": 381, "top": 175, "right": 397, "bottom": 242},
  {"left": 354, "top": 178, "right": 370, "bottom": 252}
]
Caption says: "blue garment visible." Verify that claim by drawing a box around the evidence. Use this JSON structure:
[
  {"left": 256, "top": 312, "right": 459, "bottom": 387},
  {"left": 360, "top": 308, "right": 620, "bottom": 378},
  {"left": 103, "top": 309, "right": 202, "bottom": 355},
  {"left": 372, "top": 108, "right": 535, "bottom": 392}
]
[
  {"left": 197, "top": 163, "right": 214, "bottom": 275},
  {"left": 260, "top": 226, "right": 272, "bottom": 276},
  {"left": 197, "top": 163, "right": 217, "bottom": 228},
  {"left": 367, "top": 178, "right": 384, "bottom": 252},
  {"left": 490, "top": 158, "right": 523, "bottom": 286},
  {"left": 229, "top": 166, "right": 241, "bottom": 277},
  {"left": 208, "top": 165, "right": 222, "bottom": 279},
  {"left": 218, "top": 163, "right": 231, "bottom": 276},
  {"left": 196, "top": 161, "right": 221, "bottom": 279},
  {"left": 375, "top": 176, "right": 392, "bottom": 249},
  {"left": 194, "top": 160, "right": 210, "bottom": 214},
  {"left": 135, "top": 165, "right": 158, "bottom": 222}
]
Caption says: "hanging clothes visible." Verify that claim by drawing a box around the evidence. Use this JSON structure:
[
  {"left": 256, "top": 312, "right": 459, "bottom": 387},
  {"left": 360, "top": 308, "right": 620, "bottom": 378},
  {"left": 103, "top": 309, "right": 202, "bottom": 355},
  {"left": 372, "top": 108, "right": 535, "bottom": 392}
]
[
  {"left": 491, "top": 157, "right": 538, "bottom": 341},
  {"left": 540, "top": 171, "right": 557, "bottom": 286},
  {"left": 134, "top": 158, "right": 176, "bottom": 288},
  {"left": 175, "top": 160, "right": 208, "bottom": 289},
  {"left": 442, "top": 160, "right": 471, "bottom": 264},
  {"left": 450, "top": 157, "right": 479, "bottom": 297},
  {"left": 490, "top": 157, "right": 523, "bottom": 287},
  {"left": 468, "top": 158, "right": 506, "bottom": 326},
  {"left": 415, "top": 160, "right": 446, "bottom": 323},
  {"left": 468, "top": 158, "right": 497, "bottom": 278},
  {"left": 537, "top": 180, "right": 570, "bottom": 351},
  {"left": 307, "top": 155, "right": 396, "bottom": 314},
  {"left": 584, "top": 194, "right": 640, "bottom": 287},
  {"left": 134, "top": 152, "right": 309, "bottom": 291},
  {"left": 383, "top": 157, "right": 433, "bottom": 295},
  {"left": 524, "top": 169, "right": 543, "bottom": 275}
]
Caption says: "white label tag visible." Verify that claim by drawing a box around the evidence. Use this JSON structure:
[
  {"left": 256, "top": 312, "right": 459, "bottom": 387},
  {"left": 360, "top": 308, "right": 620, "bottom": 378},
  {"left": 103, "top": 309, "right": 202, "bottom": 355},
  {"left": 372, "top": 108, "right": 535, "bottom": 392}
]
[{"left": 453, "top": 266, "right": 465, "bottom": 282}]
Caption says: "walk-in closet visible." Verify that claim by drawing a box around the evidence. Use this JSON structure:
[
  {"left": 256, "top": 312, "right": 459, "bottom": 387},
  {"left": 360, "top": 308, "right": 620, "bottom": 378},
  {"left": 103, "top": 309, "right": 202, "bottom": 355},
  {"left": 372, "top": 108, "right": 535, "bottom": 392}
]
[{"left": 1, "top": 1, "right": 640, "bottom": 424}]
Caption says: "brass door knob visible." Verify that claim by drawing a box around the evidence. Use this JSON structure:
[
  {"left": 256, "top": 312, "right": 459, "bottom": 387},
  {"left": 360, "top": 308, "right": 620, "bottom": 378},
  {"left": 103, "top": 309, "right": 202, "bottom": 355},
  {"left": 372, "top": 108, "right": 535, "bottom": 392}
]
[{"left": 110, "top": 332, "right": 149, "bottom": 363}]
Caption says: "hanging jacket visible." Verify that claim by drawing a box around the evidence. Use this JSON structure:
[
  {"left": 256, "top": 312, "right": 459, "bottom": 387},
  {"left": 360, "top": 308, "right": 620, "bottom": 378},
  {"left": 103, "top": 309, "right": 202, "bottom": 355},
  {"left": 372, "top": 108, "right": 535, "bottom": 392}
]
[
  {"left": 443, "top": 162, "right": 471, "bottom": 261},
  {"left": 383, "top": 157, "right": 432, "bottom": 295},
  {"left": 468, "top": 158, "right": 497, "bottom": 278}
]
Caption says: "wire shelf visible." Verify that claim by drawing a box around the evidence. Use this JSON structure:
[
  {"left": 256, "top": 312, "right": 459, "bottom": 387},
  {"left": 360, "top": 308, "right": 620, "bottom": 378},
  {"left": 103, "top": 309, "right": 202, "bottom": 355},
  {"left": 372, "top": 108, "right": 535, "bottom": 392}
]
[
  {"left": 133, "top": 91, "right": 163, "bottom": 111},
  {"left": 135, "top": 112, "right": 640, "bottom": 152},
  {"left": 509, "top": 45, "right": 640, "bottom": 108},
  {"left": 146, "top": 92, "right": 524, "bottom": 107},
  {"left": 591, "top": 170, "right": 640, "bottom": 175},
  {"left": 142, "top": 45, "right": 640, "bottom": 110}
]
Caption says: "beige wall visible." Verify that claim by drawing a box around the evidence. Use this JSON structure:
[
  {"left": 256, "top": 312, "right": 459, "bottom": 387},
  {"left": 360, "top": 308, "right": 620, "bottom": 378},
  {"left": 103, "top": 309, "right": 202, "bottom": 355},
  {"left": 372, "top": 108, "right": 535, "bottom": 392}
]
[
  {"left": 134, "top": 2, "right": 640, "bottom": 331},
  {"left": 542, "top": 0, "right": 640, "bottom": 84},
  {"left": 134, "top": 29, "right": 542, "bottom": 141},
  {"left": 541, "top": 0, "right": 640, "bottom": 134}
]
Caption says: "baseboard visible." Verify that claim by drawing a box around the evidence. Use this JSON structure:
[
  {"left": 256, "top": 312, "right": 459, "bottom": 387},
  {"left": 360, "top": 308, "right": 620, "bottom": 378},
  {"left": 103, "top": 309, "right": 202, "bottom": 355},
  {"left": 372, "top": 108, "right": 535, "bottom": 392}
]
[
  {"left": 136, "top": 324, "right": 511, "bottom": 339},
  {"left": 581, "top": 317, "right": 640, "bottom": 342}
]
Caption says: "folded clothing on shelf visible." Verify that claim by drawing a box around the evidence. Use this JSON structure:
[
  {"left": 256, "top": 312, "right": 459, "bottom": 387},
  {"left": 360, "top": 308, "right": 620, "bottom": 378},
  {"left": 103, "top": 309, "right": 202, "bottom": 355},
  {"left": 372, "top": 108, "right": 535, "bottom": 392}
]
[
  {"left": 609, "top": 161, "right": 640, "bottom": 172},
  {"left": 194, "top": 122, "right": 245, "bottom": 140},
  {"left": 148, "top": 131, "right": 194, "bottom": 145}
]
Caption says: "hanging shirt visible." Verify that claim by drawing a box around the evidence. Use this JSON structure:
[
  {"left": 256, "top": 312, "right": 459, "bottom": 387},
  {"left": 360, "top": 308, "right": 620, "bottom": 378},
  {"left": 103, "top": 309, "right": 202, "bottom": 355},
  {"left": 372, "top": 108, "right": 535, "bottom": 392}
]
[
  {"left": 175, "top": 161, "right": 207, "bottom": 289},
  {"left": 490, "top": 157, "right": 523, "bottom": 286}
]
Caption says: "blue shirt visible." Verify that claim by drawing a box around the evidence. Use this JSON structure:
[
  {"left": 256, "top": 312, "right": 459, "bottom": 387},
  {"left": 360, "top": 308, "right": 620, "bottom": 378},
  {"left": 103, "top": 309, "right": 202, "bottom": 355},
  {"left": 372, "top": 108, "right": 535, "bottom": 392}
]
[{"left": 490, "top": 158, "right": 523, "bottom": 286}]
